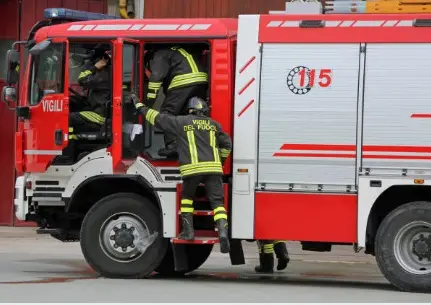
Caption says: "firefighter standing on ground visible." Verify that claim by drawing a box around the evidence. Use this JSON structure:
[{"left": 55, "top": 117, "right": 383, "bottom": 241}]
[
  {"left": 68, "top": 48, "right": 111, "bottom": 141},
  {"left": 255, "top": 240, "right": 290, "bottom": 273},
  {"left": 144, "top": 46, "right": 208, "bottom": 157},
  {"left": 132, "top": 95, "right": 232, "bottom": 253}
]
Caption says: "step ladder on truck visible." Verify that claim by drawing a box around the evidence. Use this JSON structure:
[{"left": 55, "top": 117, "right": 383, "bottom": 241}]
[{"left": 3, "top": 3, "right": 431, "bottom": 292}]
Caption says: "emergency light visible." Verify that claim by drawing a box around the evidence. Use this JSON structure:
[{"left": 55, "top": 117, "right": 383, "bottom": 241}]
[{"left": 44, "top": 8, "right": 120, "bottom": 22}]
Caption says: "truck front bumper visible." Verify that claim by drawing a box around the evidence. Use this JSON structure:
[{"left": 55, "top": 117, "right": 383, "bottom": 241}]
[{"left": 14, "top": 176, "right": 28, "bottom": 221}]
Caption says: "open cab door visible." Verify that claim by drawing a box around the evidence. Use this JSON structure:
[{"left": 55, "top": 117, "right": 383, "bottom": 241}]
[
  {"left": 17, "top": 38, "right": 69, "bottom": 173},
  {"left": 111, "top": 38, "right": 143, "bottom": 170}
]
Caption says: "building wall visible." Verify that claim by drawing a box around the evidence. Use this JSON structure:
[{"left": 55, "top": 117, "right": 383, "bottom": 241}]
[
  {"left": 144, "top": 0, "right": 287, "bottom": 18},
  {"left": 0, "top": 0, "right": 107, "bottom": 225}
]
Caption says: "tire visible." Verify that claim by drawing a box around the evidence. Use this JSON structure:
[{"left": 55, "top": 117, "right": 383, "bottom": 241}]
[
  {"left": 155, "top": 243, "right": 213, "bottom": 276},
  {"left": 80, "top": 192, "right": 168, "bottom": 278},
  {"left": 375, "top": 201, "right": 431, "bottom": 292}
]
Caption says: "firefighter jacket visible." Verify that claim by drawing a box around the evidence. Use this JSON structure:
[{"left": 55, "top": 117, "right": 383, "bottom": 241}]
[
  {"left": 146, "top": 47, "right": 208, "bottom": 106},
  {"left": 78, "top": 65, "right": 111, "bottom": 119},
  {"left": 136, "top": 102, "right": 232, "bottom": 177}
]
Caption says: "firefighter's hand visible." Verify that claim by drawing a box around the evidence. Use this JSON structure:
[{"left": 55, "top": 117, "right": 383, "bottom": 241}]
[
  {"left": 130, "top": 93, "right": 145, "bottom": 110},
  {"left": 94, "top": 59, "right": 107, "bottom": 70}
]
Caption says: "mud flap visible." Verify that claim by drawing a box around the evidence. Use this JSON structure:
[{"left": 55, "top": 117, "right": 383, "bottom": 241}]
[
  {"left": 172, "top": 244, "right": 189, "bottom": 272},
  {"left": 229, "top": 239, "right": 245, "bottom": 265}
]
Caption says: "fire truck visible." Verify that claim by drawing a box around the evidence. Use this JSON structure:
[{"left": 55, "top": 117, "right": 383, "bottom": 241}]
[{"left": 2, "top": 3, "right": 431, "bottom": 292}]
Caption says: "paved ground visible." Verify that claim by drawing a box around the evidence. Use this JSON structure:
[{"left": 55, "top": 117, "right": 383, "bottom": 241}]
[{"left": 0, "top": 227, "right": 429, "bottom": 302}]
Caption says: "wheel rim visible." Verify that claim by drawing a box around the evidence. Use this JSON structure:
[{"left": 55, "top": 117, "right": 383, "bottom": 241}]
[
  {"left": 393, "top": 220, "right": 431, "bottom": 275},
  {"left": 99, "top": 212, "right": 153, "bottom": 263}
]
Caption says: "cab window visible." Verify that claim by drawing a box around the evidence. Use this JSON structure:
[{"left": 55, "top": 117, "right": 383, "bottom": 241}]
[
  {"left": 122, "top": 42, "right": 142, "bottom": 159},
  {"left": 28, "top": 43, "right": 65, "bottom": 106}
]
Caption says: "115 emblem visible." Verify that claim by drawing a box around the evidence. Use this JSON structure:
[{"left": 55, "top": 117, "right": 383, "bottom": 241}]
[{"left": 287, "top": 66, "right": 332, "bottom": 95}]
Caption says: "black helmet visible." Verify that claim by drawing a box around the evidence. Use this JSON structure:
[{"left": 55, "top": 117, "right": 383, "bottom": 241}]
[
  {"left": 92, "top": 44, "right": 111, "bottom": 61},
  {"left": 187, "top": 97, "right": 209, "bottom": 116}
]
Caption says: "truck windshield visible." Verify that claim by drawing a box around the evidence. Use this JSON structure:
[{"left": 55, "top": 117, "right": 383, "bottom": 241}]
[{"left": 28, "top": 43, "right": 64, "bottom": 106}]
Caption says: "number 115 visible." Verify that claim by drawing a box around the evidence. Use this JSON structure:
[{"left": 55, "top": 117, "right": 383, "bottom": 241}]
[{"left": 298, "top": 69, "right": 332, "bottom": 88}]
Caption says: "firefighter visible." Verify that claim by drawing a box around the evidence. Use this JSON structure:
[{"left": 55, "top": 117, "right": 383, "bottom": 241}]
[
  {"left": 68, "top": 47, "right": 111, "bottom": 140},
  {"left": 255, "top": 240, "right": 290, "bottom": 273},
  {"left": 132, "top": 95, "right": 232, "bottom": 254},
  {"left": 144, "top": 46, "right": 208, "bottom": 158}
]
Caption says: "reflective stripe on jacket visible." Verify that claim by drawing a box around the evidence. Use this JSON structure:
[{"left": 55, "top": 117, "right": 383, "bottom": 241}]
[
  {"left": 136, "top": 103, "right": 231, "bottom": 177},
  {"left": 78, "top": 65, "right": 111, "bottom": 116},
  {"left": 146, "top": 47, "right": 208, "bottom": 105}
]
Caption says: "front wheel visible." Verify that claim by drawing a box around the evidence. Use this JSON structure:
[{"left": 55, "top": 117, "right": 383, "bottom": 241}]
[
  {"left": 80, "top": 193, "right": 168, "bottom": 278},
  {"left": 375, "top": 201, "right": 431, "bottom": 292}
]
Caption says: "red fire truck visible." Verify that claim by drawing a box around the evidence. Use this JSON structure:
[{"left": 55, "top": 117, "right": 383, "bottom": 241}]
[{"left": 3, "top": 6, "right": 431, "bottom": 292}]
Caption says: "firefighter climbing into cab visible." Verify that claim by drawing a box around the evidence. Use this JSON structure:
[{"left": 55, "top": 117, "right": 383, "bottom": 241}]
[
  {"left": 144, "top": 45, "right": 209, "bottom": 158},
  {"left": 65, "top": 45, "right": 112, "bottom": 160},
  {"left": 255, "top": 240, "right": 290, "bottom": 273},
  {"left": 132, "top": 95, "right": 232, "bottom": 254}
]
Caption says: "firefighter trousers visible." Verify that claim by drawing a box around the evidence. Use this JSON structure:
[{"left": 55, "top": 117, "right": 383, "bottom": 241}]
[
  {"left": 66, "top": 112, "right": 104, "bottom": 157},
  {"left": 180, "top": 175, "right": 227, "bottom": 222},
  {"left": 69, "top": 111, "right": 104, "bottom": 140},
  {"left": 256, "top": 240, "right": 289, "bottom": 272},
  {"left": 161, "top": 84, "right": 207, "bottom": 149}
]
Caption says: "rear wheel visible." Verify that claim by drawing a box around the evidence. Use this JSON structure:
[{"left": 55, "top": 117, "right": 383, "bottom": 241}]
[
  {"left": 375, "top": 201, "right": 431, "bottom": 292},
  {"left": 80, "top": 193, "right": 168, "bottom": 278},
  {"left": 155, "top": 243, "right": 213, "bottom": 276}
]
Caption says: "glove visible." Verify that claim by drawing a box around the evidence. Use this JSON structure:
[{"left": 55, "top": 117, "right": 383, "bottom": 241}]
[{"left": 130, "top": 93, "right": 145, "bottom": 110}]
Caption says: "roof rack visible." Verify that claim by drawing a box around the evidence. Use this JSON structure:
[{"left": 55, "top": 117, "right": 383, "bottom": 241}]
[
  {"left": 269, "top": 0, "right": 323, "bottom": 14},
  {"left": 269, "top": 0, "right": 431, "bottom": 15},
  {"left": 325, "top": 0, "right": 431, "bottom": 14}
]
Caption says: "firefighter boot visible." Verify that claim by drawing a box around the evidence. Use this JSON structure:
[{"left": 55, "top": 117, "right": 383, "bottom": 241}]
[
  {"left": 178, "top": 213, "right": 194, "bottom": 240},
  {"left": 274, "top": 242, "right": 290, "bottom": 271},
  {"left": 254, "top": 253, "right": 275, "bottom": 273},
  {"left": 215, "top": 219, "right": 230, "bottom": 253}
]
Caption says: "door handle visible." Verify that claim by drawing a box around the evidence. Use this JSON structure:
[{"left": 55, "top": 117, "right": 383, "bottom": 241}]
[{"left": 54, "top": 129, "right": 63, "bottom": 146}]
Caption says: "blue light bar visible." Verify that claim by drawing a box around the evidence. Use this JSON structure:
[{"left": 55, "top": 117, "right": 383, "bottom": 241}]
[{"left": 44, "top": 8, "right": 120, "bottom": 21}]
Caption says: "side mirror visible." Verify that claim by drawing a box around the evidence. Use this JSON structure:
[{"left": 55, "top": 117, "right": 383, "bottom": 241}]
[
  {"left": 29, "top": 39, "right": 51, "bottom": 56},
  {"left": 1, "top": 86, "right": 17, "bottom": 110},
  {"left": 5, "top": 49, "right": 20, "bottom": 85}
]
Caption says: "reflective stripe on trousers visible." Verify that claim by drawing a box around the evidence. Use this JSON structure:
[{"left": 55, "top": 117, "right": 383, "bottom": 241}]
[{"left": 79, "top": 111, "right": 105, "bottom": 125}]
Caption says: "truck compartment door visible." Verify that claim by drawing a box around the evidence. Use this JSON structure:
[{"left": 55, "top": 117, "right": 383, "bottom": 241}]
[
  {"left": 363, "top": 43, "right": 431, "bottom": 171},
  {"left": 257, "top": 43, "right": 361, "bottom": 190},
  {"left": 22, "top": 38, "right": 69, "bottom": 172}
]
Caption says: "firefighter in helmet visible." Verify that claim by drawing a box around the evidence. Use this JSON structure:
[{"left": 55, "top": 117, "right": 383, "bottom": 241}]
[
  {"left": 255, "top": 240, "right": 290, "bottom": 273},
  {"left": 132, "top": 95, "right": 232, "bottom": 253},
  {"left": 144, "top": 46, "right": 208, "bottom": 158},
  {"left": 68, "top": 45, "right": 112, "bottom": 141}
]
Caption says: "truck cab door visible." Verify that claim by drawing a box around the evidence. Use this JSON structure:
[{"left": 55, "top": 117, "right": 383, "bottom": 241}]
[
  {"left": 19, "top": 38, "right": 69, "bottom": 172},
  {"left": 112, "top": 38, "right": 142, "bottom": 169}
]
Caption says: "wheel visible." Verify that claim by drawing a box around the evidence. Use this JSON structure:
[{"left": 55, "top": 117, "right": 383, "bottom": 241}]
[
  {"left": 375, "top": 201, "right": 431, "bottom": 292},
  {"left": 80, "top": 192, "right": 169, "bottom": 278},
  {"left": 155, "top": 243, "right": 213, "bottom": 276}
]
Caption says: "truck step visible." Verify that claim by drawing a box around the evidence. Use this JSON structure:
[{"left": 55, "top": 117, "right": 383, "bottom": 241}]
[
  {"left": 177, "top": 210, "right": 214, "bottom": 216},
  {"left": 36, "top": 228, "right": 57, "bottom": 234},
  {"left": 170, "top": 236, "right": 219, "bottom": 244}
]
